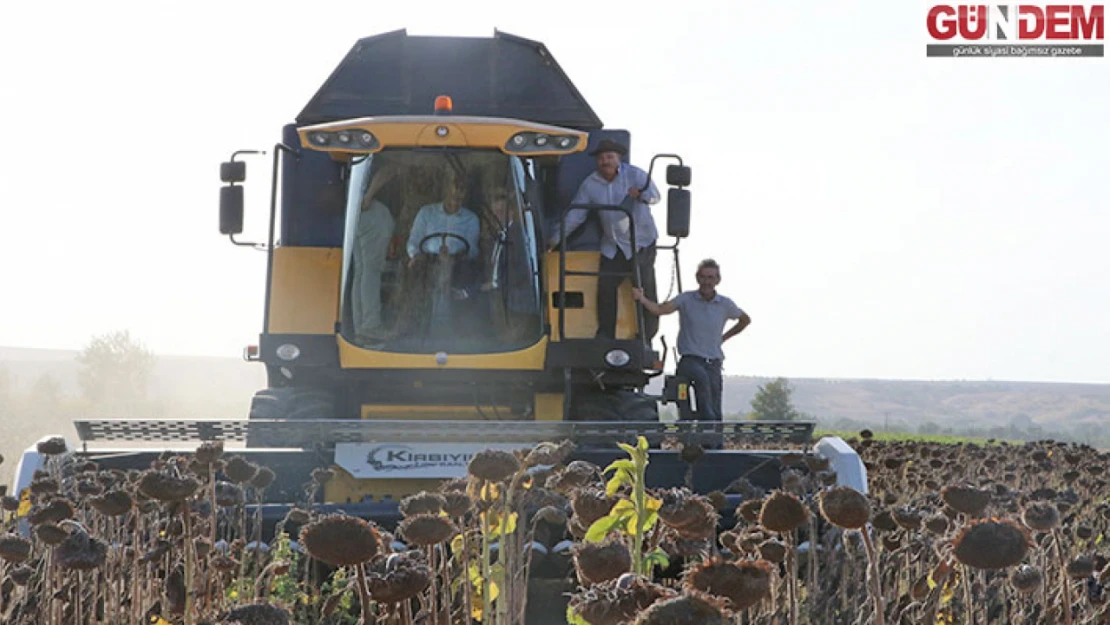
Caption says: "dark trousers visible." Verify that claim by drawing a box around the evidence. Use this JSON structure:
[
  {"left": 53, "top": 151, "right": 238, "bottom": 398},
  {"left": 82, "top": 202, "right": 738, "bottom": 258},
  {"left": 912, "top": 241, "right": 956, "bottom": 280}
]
[
  {"left": 597, "top": 244, "right": 658, "bottom": 340},
  {"left": 677, "top": 355, "right": 724, "bottom": 449},
  {"left": 677, "top": 356, "right": 723, "bottom": 421}
]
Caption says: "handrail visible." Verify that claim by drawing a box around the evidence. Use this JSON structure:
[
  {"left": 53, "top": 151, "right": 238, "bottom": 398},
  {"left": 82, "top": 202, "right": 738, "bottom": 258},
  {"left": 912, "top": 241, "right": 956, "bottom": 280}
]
[{"left": 556, "top": 201, "right": 646, "bottom": 343}]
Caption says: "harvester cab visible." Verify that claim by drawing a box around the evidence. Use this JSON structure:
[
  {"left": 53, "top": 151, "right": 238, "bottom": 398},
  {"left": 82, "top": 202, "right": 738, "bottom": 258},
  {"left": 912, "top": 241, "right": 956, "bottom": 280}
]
[{"left": 13, "top": 30, "right": 866, "bottom": 539}]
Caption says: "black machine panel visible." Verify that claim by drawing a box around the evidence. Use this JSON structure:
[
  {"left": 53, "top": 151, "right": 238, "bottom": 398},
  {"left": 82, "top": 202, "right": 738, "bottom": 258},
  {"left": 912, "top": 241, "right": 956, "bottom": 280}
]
[
  {"left": 297, "top": 30, "right": 603, "bottom": 130},
  {"left": 279, "top": 124, "right": 346, "bottom": 247}
]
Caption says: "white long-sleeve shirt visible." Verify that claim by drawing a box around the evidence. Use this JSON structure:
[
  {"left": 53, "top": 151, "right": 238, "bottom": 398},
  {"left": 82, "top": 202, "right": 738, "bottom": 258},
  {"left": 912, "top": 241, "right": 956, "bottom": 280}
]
[
  {"left": 406, "top": 203, "right": 481, "bottom": 259},
  {"left": 552, "top": 164, "right": 660, "bottom": 259}
]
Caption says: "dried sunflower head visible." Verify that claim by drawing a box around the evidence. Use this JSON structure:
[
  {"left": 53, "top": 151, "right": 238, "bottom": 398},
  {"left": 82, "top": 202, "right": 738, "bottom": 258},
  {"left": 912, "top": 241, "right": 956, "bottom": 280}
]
[
  {"left": 8, "top": 565, "right": 33, "bottom": 586},
  {"left": 684, "top": 557, "right": 773, "bottom": 611},
  {"left": 0, "top": 534, "right": 33, "bottom": 563},
  {"left": 574, "top": 537, "right": 633, "bottom": 585},
  {"left": 365, "top": 552, "right": 433, "bottom": 604},
  {"left": 924, "top": 514, "right": 950, "bottom": 536},
  {"left": 952, "top": 518, "right": 1032, "bottom": 570},
  {"left": 1022, "top": 501, "right": 1061, "bottom": 532},
  {"left": 251, "top": 467, "right": 276, "bottom": 490},
  {"left": 571, "top": 487, "right": 619, "bottom": 527},
  {"left": 819, "top": 486, "right": 871, "bottom": 530},
  {"left": 397, "top": 513, "right": 457, "bottom": 547},
  {"left": 630, "top": 591, "right": 728, "bottom": 625},
  {"left": 1067, "top": 555, "right": 1096, "bottom": 580},
  {"left": 525, "top": 440, "right": 575, "bottom": 467},
  {"left": 56, "top": 523, "right": 108, "bottom": 570},
  {"left": 892, "top": 506, "right": 923, "bottom": 531},
  {"left": 735, "top": 498, "right": 764, "bottom": 525},
  {"left": 656, "top": 488, "right": 703, "bottom": 529},
  {"left": 942, "top": 485, "right": 992, "bottom": 517},
  {"left": 399, "top": 491, "right": 446, "bottom": 517},
  {"left": 299, "top": 514, "right": 381, "bottom": 566},
  {"left": 674, "top": 502, "right": 719, "bottom": 541},
  {"left": 222, "top": 602, "right": 290, "bottom": 625},
  {"left": 35, "top": 522, "right": 68, "bottom": 546},
  {"left": 224, "top": 456, "right": 259, "bottom": 484},
  {"left": 194, "top": 441, "right": 224, "bottom": 465},
  {"left": 568, "top": 574, "right": 677, "bottom": 625},
  {"left": 759, "top": 490, "right": 809, "bottom": 533},
  {"left": 36, "top": 437, "right": 68, "bottom": 455},
  {"left": 90, "top": 490, "right": 133, "bottom": 517},
  {"left": 546, "top": 460, "right": 599, "bottom": 493},
  {"left": 442, "top": 491, "right": 472, "bottom": 518},
  {"left": 1011, "top": 565, "right": 1043, "bottom": 594},
  {"left": 29, "top": 498, "right": 76, "bottom": 526},
  {"left": 215, "top": 481, "right": 244, "bottom": 507},
  {"left": 468, "top": 449, "right": 521, "bottom": 482},
  {"left": 137, "top": 470, "right": 200, "bottom": 502},
  {"left": 757, "top": 539, "right": 787, "bottom": 564}
]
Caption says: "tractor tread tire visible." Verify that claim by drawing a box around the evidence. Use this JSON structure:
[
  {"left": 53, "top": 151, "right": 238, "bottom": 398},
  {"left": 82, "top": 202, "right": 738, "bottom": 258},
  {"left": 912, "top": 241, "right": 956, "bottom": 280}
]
[{"left": 249, "top": 387, "right": 336, "bottom": 420}]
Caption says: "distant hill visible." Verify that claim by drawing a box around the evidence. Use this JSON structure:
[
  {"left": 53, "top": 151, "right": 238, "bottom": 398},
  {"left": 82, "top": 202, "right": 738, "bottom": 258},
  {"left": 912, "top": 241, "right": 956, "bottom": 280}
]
[
  {"left": 720, "top": 376, "right": 1110, "bottom": 434},
  {"left": 2, "top": 346, "right": 1108, "bottom": 486}
]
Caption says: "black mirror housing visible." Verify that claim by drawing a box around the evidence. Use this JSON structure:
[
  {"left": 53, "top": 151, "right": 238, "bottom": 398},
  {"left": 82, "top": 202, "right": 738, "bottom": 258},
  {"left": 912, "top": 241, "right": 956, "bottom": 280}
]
[
  {"left": 220, "top": 186, "right": 245, "bottom": 235},
  {"left": 666, "top": 165, "right": 691, "bottom": 187},
  {"left": 221, "top": 161, "right": 247, "bottom": 183},
  {"left": 666, "top": 188, "right": 690, "bottom": 238}
]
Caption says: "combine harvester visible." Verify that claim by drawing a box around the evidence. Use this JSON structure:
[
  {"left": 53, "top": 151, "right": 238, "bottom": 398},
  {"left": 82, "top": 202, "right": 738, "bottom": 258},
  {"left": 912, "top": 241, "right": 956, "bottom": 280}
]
[{"left": 12, "top": 30, "right": 865, "bottom": 530}]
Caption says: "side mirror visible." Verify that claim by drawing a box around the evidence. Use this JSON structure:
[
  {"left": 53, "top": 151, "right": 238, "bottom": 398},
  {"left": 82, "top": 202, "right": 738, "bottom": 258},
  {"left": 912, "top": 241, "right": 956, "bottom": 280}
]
[
  {"left": 666, "top": 165, "right": 691, "bottom": 187},
  {"left": 220, "top": 161, "right": 247, "bottom": 183},
  {"left": 667, "top": 188, "right": 691, "bottom": 238},
  {"left": 220, "top": 186, "right": 244, "bottom": 235}
]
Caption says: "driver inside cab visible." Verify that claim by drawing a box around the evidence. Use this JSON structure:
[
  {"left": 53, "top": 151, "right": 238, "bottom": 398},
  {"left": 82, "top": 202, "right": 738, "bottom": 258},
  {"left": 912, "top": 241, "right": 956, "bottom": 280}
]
[
  {"left": 405, "top": 168, "right": 480, "bottom": 265},
  {"left": 398, "top": 167, "right": 482, "bottom": 334}
]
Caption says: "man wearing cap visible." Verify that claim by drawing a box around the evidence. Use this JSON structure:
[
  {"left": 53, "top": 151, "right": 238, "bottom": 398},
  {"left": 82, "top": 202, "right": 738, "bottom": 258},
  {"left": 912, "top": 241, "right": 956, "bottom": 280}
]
[
  {"left": 551, "top": 139, "right": 661, "bottom": 341},
  {"left": 632, "top": 259, "right": 751, "bottom": 429}
]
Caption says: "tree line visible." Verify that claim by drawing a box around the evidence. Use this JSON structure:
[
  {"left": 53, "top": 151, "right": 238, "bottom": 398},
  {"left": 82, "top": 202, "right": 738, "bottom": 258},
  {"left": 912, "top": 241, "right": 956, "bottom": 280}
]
[{"left": 0, "top": 330, "right": 157, "bottom": 419}]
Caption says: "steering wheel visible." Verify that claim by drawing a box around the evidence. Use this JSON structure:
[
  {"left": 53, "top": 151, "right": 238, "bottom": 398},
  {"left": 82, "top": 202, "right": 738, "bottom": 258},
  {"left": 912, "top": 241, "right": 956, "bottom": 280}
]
[{"left": 417, "top": 232, "right": 471, "bottom": 257}]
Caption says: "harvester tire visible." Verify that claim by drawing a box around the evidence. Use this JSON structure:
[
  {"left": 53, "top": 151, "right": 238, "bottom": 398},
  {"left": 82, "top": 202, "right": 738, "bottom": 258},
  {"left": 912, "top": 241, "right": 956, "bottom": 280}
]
[{"left": 249, "top": 387, "right": 336, "bottom": 420}]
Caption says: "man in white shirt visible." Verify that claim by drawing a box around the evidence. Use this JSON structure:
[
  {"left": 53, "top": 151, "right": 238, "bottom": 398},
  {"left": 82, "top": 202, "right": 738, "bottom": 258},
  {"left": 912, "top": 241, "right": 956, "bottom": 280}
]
[
  {"left": 352, "top": 164, "right": 397, "bottom": 343},
  {"left": 403, "top": 169, "right": 482, "bottom": 330},
  {"left": 406, "top": 172, "right": 480, "bottom": 263},
  {"left": 550, "top": 139, "right": 661, "bottom": 341}
]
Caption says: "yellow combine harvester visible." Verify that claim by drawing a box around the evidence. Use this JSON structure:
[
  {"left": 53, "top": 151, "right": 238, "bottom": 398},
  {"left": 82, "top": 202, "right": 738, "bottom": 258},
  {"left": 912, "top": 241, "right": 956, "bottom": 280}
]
[{"left": 16, "top": 30, "right": 863, "bottom": 533}]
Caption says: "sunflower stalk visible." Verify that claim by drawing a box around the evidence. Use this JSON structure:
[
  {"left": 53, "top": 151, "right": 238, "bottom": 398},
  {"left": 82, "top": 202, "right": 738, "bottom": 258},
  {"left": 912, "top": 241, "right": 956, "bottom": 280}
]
[{"left": 585, "top": 436, "right": 660, "bottom": 577}]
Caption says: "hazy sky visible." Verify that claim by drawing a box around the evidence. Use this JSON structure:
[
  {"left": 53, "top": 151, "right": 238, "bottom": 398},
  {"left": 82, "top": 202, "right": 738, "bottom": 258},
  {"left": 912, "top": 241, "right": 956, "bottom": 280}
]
[{"left": 1, "top": 1, "right": 1107, "bottom": 383}]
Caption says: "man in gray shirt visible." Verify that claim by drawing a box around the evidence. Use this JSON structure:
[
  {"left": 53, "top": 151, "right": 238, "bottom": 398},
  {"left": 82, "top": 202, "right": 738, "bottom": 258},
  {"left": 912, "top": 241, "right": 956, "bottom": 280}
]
[
  {"left": 633, "top": 259, "right": 751, "bottom": 426},
  {"left": 550, "top": 139, "right": 661, "bottom": 341}
]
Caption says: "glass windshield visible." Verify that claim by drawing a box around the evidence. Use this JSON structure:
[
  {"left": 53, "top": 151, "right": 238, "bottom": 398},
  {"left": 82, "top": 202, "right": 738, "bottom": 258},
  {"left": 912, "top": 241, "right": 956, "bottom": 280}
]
[{"left": 340, "top": 150, "right": 543, "bottom": 354}]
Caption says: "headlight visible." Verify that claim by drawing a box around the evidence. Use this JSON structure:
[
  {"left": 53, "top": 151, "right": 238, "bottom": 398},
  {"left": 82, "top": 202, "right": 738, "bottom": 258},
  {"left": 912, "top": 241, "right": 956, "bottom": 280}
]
[
  {"left": 605, "top": 349, "right": 631, "bottom": 367},
  {"left": 276, "top": 343, "right": 301, "bottom": 361},
  {"left": 305, "top": 129, "right": 378, "bottom": 150},
  {"left": 505, "top": 132, "right": 579, "bottom": 153}
]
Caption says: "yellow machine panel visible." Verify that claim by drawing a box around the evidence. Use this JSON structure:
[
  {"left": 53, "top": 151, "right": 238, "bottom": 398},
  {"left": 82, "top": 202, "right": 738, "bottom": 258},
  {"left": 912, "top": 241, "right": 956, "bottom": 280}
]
[
  {"left": 533, "top": 393, "right": 565, "bottom": 421},
  {"left": 297, "top": 116, "right": 589, "bottom": 157},
  {"left": 543, "top": 251, "right": 637, "bottom": 340},
  {"left": 338, "top": 335, "right": 548, "bottom": 370},
  {"left": 267, "top": 246, "right": 342, "bottom": 334}
]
